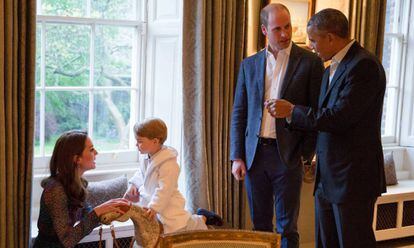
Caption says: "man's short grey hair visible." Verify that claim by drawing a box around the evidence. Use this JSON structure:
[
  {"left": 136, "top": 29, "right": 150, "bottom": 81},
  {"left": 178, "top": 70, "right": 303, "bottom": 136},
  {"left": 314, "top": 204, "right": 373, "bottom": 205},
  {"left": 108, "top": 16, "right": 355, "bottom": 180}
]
[
  {"left": 260, "top": 3, "right": 290, "bottom": 27},
  {"left": 307, "top": 8, "right": 349, "bottom": 38}
]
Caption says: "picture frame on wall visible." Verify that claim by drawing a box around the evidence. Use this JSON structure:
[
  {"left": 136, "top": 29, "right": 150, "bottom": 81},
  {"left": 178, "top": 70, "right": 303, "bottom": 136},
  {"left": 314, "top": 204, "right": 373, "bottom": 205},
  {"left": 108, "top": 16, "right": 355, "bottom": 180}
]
[{"left": 274, "top": 0, "right": 316, "bottom": 44}]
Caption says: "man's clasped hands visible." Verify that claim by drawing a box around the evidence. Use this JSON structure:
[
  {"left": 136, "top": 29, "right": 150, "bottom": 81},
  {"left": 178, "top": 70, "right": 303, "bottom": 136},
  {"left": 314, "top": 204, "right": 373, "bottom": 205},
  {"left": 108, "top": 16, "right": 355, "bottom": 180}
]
[{"left": 264, "top": 99, "right": 295, "bottom": 119}]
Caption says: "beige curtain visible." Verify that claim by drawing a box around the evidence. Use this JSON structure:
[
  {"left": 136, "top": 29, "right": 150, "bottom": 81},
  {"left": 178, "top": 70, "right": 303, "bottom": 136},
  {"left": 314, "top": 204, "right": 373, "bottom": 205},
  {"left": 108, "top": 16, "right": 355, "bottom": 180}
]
[
  {"left": 250, "top": 0, "right": 268, "bottom": 54},
  {"left": 349, "top": 0, "right": 387, "bottom": 59},
  {"left": 182, "top": 0, "right": 248, "bottom": 228},
  {"left": 0, "top": 1, "right": 36, "bottom": 247}
]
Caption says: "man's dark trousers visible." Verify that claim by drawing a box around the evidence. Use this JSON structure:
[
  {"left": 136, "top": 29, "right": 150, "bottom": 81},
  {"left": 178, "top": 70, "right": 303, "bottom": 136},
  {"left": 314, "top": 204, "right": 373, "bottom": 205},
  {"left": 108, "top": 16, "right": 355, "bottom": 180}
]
[{"left": 245, "top": 141, "right": 302, "bottom": 248}]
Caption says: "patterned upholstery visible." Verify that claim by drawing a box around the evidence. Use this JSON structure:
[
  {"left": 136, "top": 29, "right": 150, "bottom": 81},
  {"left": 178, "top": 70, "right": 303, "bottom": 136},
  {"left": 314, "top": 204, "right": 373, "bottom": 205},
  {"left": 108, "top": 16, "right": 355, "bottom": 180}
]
[
  {"left": 100, "top": 207, "right": 280, "bottom": 248},
  {"left": 383, "top": 152, "right": 398, "bottom": 186},
  {"left": 166, "top": 242, "right": 270, "bottom": 248},
  {"left": 159, "top": 229, "right": 280, "bottom": 248},
  {"left": 86, "top": 176, "right": 128, "bottom": 207}
]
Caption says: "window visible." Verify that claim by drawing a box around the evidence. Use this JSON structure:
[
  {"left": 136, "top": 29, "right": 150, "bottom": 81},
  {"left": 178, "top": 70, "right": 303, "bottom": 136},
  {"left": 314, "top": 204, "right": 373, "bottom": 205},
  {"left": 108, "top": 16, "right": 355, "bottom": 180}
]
[
  {"left": 32, "top": 0, "right": 183, "bottom": 226},
  {"left": 381, "top": 0, "right": 410, "bottom": 144},
  {"left": 35, "top": 0, "right": 143, "bottom": 169},
  {"left": 34, "top": 0, "right": 183, "bottom": 171},
  {"left": 399, "top": 0, "right": 414, "bottom": 147}
]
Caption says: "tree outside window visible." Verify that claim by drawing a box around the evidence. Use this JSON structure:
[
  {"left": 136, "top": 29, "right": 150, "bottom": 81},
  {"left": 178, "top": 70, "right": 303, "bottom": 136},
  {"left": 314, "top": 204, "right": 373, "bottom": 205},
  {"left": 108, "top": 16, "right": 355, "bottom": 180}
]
[{"left": 35, "top": 0, "right": 142, "bottom": 156}]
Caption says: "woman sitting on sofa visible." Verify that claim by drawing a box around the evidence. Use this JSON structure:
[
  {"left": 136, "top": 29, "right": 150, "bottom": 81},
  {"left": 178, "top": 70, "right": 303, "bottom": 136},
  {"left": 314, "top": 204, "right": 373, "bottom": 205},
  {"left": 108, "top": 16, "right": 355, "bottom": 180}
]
[{"left": 33, "top": 130, "right": 130, "bottom": 248}]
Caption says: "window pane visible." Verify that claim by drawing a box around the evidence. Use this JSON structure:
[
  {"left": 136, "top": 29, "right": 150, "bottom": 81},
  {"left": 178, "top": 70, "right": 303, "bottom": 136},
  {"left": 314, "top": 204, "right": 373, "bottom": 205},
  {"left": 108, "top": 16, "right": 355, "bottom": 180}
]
[
  {"left": 384, "top": 0, "right": 397, "bottom": 33},
  {"left": 45, "top": 24, "right": 90, "bottom": 87},
  {"left": 381, "top": 90, "right": 388, "bottom": 136},
  {"left": 41, "top": 0, "right": 86, "bottom": 17},
  {"left": 382, "top": 36, "right": 392, "bottom": 78},
  {"left": 35, "top": 91, "right": 41, "bottom": 156},
  {"left": 94, "top": 26, "right": 134, "bottom": 87},
  {"left": 36, "top": 25, "right": 42, "bottom": 87},
  {"left": 382, "top": 88, "right": 398, "bottom": 137},
  {"left": 45, "top": 91, "right": 89, "bottom": 155},
  {"left": 93, "top": 91, "right": 131, "bottom": 151},
  {"left": 91, "top": 0, "right": 137, "bottom": 20}
]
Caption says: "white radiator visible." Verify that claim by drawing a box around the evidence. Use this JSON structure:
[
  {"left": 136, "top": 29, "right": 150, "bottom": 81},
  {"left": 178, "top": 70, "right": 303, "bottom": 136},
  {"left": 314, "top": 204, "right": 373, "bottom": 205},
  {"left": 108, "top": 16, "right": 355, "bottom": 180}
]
[{"left": 374, "top": 180, "right": 414, "bottom": 241}]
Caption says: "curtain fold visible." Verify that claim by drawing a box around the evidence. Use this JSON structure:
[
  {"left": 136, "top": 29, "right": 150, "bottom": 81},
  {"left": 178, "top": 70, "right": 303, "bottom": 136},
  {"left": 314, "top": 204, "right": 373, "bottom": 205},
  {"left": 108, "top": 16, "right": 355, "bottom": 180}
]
[
  {"left": 182, "top": 0, "right": 248, "bottom": 228},
  {"left": 0, "top": 0, "right": 36, "bottom": 247},
  {"left": 349, "top": 0, "right": 387, "bottom": 59}
]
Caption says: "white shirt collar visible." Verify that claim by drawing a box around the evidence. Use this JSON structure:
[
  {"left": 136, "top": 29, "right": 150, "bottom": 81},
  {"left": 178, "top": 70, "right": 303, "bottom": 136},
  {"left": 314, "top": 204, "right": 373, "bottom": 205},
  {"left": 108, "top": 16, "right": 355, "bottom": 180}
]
[
  {"left": 266, "top": 41, "right": 293, "bottom": 59},
  {"left": 331, "top": 40, "right": 355, "bottom": 65}
]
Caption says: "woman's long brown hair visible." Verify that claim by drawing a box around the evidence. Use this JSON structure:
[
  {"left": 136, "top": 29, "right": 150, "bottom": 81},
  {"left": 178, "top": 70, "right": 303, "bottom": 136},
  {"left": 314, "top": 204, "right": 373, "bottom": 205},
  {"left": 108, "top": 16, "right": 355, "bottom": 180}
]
[{"left": 41, "top": 130, "right": 89, "bottom": 210}]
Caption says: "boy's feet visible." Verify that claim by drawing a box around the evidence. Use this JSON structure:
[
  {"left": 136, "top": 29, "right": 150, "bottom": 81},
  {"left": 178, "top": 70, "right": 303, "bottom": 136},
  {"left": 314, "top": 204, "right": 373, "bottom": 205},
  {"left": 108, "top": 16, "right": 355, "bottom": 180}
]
[{"left": 197, "top": 208, "right": 224, "bottom": 226}]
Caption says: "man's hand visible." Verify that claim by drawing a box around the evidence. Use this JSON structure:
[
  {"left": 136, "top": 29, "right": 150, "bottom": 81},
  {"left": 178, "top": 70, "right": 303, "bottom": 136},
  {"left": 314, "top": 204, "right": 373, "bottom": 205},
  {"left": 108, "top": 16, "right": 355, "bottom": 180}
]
[
  {"left": 232, "top": 159, "right": 247, "bottom": 181},
  {"left": 265, "top": 99, "right": 294, "bottom": 118}
]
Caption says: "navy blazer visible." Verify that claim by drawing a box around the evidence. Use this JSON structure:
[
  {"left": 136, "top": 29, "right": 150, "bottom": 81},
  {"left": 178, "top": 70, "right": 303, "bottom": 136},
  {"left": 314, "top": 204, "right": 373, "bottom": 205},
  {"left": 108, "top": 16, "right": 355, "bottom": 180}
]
[
  {"left": 291, "top": 42, "right": 387, "bottom": 203},
  {"left": 230, "top": 43, "right": 324, "bottom": 169}
]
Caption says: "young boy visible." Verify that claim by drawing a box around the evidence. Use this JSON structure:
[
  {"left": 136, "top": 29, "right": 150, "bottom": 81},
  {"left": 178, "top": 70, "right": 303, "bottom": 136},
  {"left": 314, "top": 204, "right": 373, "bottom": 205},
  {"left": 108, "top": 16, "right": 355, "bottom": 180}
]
[{"left": 124, "top": 118, "right": 222, "bottom": 233}]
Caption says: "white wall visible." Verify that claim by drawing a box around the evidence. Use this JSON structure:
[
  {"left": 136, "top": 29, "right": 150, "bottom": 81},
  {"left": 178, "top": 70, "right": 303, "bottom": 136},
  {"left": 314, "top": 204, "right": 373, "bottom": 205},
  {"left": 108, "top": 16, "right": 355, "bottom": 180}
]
[
  {"left": 315, "top": 0, "right": 349, "bottom": 16},
  {"left": 404, "top": 148, "right": 414, "bottom": 179}
]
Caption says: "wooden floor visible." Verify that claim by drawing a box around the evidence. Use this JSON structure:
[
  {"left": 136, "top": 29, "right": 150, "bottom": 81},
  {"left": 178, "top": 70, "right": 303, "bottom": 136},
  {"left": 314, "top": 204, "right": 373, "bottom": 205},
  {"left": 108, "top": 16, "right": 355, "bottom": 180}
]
[{"left": 301, "top": 236, "right": 414, "bottom": 248}]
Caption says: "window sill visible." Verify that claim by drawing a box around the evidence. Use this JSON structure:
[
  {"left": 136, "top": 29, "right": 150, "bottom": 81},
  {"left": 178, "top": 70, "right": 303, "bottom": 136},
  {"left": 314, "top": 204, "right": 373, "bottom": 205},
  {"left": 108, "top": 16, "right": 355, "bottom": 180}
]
[
  {"left": 33, "top": 150, "right": 139, "bottom": 174},
  {"left": 383, "top": 145, "right": 407, "bottom": 151}
]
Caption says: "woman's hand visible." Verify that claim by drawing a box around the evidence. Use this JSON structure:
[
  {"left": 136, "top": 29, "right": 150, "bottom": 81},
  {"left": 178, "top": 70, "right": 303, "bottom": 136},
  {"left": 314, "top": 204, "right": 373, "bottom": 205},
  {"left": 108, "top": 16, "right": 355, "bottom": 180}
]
[
  {"left": 123, "top": 184, "right": 140, "bottom": 202},
  {"left": 93, "top": 198, "right": 131, "bottom": 217}
]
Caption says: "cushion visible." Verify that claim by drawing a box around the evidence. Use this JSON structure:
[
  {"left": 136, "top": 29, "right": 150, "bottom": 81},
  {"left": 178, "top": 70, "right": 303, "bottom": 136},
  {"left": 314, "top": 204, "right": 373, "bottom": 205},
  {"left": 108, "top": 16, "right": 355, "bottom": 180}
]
[
  {"left": 86, "top": 175, "right": 128, "bottom": 208},
  {"left": 384, "top": 152, "right": 398, "bottom": 186}
]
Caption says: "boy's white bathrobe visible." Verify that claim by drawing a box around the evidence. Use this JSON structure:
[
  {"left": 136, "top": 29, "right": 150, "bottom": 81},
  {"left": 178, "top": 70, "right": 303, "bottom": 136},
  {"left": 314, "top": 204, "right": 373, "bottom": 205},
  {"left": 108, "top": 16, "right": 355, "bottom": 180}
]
[{"left": 129, "top": 146, "right": 191, "bottom": 233}]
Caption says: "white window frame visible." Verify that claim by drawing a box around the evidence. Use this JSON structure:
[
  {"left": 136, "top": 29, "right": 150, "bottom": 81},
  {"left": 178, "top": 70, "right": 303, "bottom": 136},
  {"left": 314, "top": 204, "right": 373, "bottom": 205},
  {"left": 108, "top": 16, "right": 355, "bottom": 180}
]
[
  {"left": 34, "top": 1, "right": 147, "bottom": 174},
  {"left": 32, "top": 0, "right": 183, "bottom": 227},
  {"left": 400, "top": 0, "right": 414, "bottom": 147},
  {"left": 381, "top": 0, "right": 410, "bottom": 146}
]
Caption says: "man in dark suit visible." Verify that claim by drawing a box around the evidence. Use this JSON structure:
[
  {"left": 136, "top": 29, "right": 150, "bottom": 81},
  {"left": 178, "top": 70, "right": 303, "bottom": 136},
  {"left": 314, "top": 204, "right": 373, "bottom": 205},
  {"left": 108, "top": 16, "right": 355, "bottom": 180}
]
[
  {"left": 266, "top": 8, "right": 386, "bottom": 248},
  {"left": 230, "top": 3, "right": 323, "bottom": 248}
]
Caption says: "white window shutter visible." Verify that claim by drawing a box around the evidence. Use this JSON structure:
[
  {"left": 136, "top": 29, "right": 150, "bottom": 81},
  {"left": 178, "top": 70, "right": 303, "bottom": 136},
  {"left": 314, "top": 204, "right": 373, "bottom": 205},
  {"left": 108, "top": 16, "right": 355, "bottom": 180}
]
[{"left": 145, "top": 0, "right": 183, "bottom": 151}]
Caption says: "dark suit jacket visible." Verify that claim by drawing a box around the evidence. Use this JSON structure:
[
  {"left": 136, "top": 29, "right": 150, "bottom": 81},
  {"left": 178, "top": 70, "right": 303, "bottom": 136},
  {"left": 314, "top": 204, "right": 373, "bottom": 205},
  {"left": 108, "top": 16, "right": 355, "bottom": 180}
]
[
  {"left": 230, "top": 43, "right": 324, "bottom": 169},
  {"left": 291, "top": 42, "right": 387, "bottom": 203}
]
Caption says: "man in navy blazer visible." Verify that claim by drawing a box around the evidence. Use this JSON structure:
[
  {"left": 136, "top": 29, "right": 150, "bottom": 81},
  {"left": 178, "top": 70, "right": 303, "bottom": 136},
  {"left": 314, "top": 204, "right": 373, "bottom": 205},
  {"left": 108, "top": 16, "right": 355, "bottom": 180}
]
[
  {"left": 230, "top": 3, "right": 323, "bottom": 247},
  {"left": 267, "top": 9, "right": 386, "bottom": 248}
]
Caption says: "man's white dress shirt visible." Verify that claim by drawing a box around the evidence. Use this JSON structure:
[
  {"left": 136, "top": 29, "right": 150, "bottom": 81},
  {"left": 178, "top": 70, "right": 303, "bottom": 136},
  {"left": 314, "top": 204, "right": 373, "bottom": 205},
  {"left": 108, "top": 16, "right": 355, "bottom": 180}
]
[
  {"left": 329, "top": 40, "right": 355, "bottom": 84},
  {"left": 260, "top": 42, "right": 292, "bottom": 139}
]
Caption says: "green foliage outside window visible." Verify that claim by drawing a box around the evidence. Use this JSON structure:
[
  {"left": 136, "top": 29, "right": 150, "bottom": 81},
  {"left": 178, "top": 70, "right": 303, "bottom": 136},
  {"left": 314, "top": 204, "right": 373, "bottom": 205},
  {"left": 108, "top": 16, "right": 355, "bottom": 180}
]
[{"left": 35, "top": 0, "right": 138, "bottom": 155}]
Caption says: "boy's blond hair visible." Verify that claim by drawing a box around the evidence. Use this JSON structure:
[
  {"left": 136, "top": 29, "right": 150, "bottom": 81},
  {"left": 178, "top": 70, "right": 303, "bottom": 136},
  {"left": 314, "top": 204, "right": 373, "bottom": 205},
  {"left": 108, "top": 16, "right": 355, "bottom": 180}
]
[{"left": 133, "top": 118, "right": 168, "bottom": 144}]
